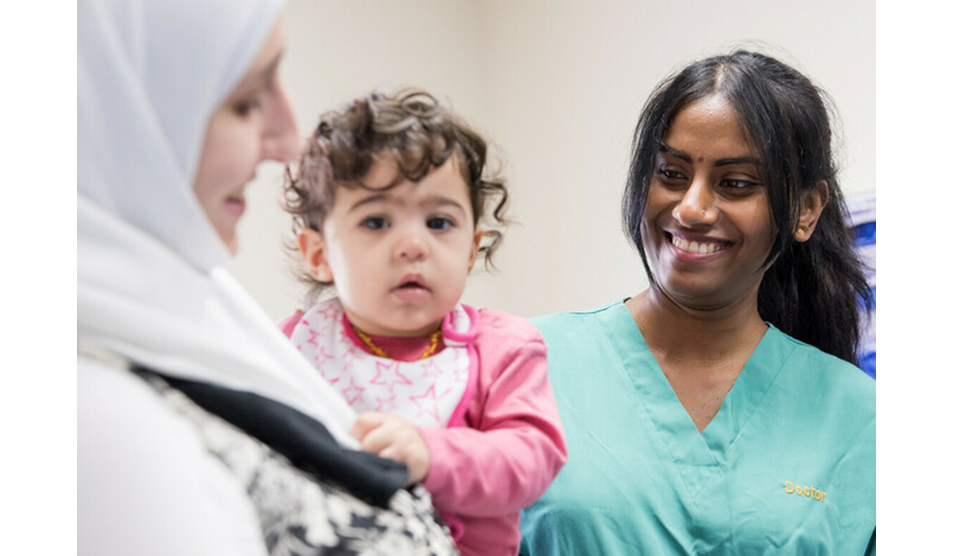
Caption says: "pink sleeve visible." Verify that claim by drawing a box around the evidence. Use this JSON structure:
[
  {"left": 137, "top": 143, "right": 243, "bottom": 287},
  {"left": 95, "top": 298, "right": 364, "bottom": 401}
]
[
  {"left": 276, "top": 310, "right": 304, "bottom": 338},
  {"left": 418, "top": 311, "right": 567, "bottom": 517}
]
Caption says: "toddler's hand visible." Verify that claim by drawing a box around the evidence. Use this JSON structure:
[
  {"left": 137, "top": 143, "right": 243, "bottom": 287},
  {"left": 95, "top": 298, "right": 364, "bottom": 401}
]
[{"left": 351, "top": 412, "right": 431, "bottom": 485}]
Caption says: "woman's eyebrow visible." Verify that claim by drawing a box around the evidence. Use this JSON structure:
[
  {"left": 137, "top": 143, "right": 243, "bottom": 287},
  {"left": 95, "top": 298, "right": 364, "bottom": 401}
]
[
  {"left": 660, "top": 142, "right": 761, "bottom": 167},
  {"left": 714, "top": 156, "right": 761, "bottom": 167},
  {"left": 235, "top": 50, "right": 284, "bottom": 92},
  {"left": 659, "top": 142, "right": 691, "bottom": 163}
]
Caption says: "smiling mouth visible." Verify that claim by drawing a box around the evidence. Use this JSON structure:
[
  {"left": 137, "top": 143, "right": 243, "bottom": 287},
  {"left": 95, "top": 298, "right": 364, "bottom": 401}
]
[
  {"left": 223, "top": 194, "right": 246, "bottom": 216},
  {"left": 670, "top": 235, "right": 729, "bottom": 255}
]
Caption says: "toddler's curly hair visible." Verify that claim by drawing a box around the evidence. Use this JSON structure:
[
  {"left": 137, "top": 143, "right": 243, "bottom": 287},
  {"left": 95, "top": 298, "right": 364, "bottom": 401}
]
[{"left": 283, "top": 88, "right": 510, "bottom": 304}]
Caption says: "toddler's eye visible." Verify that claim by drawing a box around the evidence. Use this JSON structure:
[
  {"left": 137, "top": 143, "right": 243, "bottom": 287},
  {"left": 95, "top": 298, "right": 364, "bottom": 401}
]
[
  {"left": 360, "top": 217, "right": 389, "bottom": 230},
  {"left": 427, "top": 217, "right": 454, "bottom": 231}
]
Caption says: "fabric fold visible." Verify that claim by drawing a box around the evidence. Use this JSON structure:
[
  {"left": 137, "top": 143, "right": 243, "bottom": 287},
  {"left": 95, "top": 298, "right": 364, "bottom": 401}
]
[{"left": 150, "top": 369, "right": 409, "bottom": 507}]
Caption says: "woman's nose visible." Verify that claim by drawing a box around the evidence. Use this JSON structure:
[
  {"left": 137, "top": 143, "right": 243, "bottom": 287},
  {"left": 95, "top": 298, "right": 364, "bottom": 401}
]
[
  {"left": 260, "top": 79, "right": 300, "bottom": 164},
  {"left": 672, "top": 178, "right": 717, "bottom": 227}
]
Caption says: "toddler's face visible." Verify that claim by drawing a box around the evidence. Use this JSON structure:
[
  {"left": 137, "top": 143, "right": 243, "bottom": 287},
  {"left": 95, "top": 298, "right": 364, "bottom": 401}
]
[{"left": 301, "top": 157, "right": 481, "bottom": 337}]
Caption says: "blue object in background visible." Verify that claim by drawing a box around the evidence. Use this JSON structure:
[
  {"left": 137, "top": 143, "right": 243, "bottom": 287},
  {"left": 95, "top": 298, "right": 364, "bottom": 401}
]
[{"left": 848, "top": 194, "right": 876, "bottom": 379}]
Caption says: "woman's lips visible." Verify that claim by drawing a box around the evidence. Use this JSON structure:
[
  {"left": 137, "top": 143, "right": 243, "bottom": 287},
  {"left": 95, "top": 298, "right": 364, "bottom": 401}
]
[
  {"left": 667, "top": 233, "right": 731, "bottom": 261},
  {"left": 670, "top": 235, "right": 729, "bottom": 254},
  {"left": 224, "top": 196, "right": 246, "bottom": 217}
]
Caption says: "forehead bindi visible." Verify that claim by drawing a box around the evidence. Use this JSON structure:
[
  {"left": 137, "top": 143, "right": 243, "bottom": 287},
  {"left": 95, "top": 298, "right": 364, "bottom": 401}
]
[{"left": 663, "top": 98, "right": 757, "bottom": 163}]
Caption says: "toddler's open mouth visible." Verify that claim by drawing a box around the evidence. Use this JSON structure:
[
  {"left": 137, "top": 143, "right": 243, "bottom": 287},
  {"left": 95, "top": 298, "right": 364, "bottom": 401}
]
[
  {"left": 396, "top": 274, "right": 428, "bottom": 290},
  {"left": 392, "top": 275, "right": 431, "bottom": 301}
]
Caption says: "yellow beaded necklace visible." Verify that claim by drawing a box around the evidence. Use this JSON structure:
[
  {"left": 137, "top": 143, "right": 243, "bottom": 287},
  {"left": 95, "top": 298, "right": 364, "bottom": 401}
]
[{"left": 351, "top": 326, "right": 442, "bottom": 360}]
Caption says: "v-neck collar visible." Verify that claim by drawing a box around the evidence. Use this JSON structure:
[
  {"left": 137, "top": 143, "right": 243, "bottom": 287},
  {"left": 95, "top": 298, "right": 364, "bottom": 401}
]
[{"left": 599, "top": 300, "right": 794, "bottom": 498}]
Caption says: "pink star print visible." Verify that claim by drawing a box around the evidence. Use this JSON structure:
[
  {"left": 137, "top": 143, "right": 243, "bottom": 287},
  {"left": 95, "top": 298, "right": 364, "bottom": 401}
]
[
  {"left": 340, "top": 348, "right": 356, "bottom": 372},
  {"left": 316, "top": 304, "right": 337, "bottom": 321},
  {"left": 306, "top": 328, "right": 319, "bottom": 346},
  {"left": 375, "top": 393, "right": 398, "bottom": 413},
  {"left": 341, "top": 377, "right": 366, "bottom": 405},
  {"left": 410, "top": 383, "right": 450, "bottom": 424},
  {"left": 311, "top": 346, "right": 339, "bottom": 384},
  {"left": 312, "top": 345, "right": 332, "bottom": 368},
  {"left": 369, "top": 361, "right": 412, "bottom": 393},
  {"left": 421, "top": 359, "right": 443, "bottom": 379}
]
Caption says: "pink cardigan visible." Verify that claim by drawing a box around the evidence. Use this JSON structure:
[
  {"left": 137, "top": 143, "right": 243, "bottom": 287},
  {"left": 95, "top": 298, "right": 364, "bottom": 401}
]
[{"left": 279, "top": 307, "right": 567, "bottom": 556}]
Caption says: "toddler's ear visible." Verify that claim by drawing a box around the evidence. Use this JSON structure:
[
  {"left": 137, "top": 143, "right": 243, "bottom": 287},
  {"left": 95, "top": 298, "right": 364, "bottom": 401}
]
[
  {"left": 299, "top": 228, "right": 334, "bottom": 282},
  {"left": 468, "top": 228, "right": 484, "bottom": 271}
]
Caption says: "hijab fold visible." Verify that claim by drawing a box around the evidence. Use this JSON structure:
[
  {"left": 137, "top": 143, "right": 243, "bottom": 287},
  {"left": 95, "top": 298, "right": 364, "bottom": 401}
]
[{"left": 78, "top": 0, "right": 358, "bottom": 447}]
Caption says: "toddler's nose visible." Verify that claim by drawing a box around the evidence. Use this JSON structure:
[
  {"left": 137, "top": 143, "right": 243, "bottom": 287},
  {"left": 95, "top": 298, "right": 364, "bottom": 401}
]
[{"left": 396, "top": 232, "right": 428, "bottom": 261}]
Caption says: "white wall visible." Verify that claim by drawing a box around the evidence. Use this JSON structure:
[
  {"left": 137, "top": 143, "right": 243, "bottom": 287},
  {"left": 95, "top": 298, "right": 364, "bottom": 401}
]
[{"left": 229, "top": 0, "right": 875, "bottom": 320}]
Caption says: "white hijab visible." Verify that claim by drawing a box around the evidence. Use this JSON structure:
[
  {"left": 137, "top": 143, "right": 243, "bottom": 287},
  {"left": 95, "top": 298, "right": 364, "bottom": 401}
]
[{"left": 78, "top": 0, "right": 359, "bottom": 447}]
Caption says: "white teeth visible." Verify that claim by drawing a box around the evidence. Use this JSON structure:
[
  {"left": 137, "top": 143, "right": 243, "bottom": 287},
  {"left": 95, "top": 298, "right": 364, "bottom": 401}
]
[{"left": 671, "top": 236, "right": 724, "bottom": 254}]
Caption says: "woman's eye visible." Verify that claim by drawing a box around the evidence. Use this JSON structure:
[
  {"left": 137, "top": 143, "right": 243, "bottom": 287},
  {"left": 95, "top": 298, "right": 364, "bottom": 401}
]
[
  {"left": 233, "top": 86, "right": 272, "bottom": 118},
  {"left": 657, "top": 168, "right": 686, "bottom": 181},
  {"left": 722, "top": 178, "right": 759, "bottom": 189},
  {"left": 427, "top": 217, "right": 454, "bottom": 231},
  {"left": 360, "top": 217, "right": 389, "bottom": 230},
  {"left": 233, "top": 97, "right": 262, "bottom": 117}
]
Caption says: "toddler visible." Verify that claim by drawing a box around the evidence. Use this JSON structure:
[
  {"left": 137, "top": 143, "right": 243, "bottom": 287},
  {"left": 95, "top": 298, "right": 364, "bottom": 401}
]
[{"left": 278, "top": 89, "right": 567, "bottom": 556}]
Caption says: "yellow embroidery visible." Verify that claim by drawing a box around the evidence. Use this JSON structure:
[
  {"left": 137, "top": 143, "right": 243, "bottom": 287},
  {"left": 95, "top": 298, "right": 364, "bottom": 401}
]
[{"left": 784, "top": 481, "right": 826, "bottom": 502}]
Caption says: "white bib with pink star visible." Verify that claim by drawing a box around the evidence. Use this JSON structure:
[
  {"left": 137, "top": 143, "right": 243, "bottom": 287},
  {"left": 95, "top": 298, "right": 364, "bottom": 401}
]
[{"left": 289, "top": 297, "right": 479, "bottom": 428}]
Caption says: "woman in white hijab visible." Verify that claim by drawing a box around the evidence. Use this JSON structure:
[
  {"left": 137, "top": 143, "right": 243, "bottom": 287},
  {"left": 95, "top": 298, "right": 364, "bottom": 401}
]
[{"left": 78, "top": 1, "right": 458, "bottom": 554}]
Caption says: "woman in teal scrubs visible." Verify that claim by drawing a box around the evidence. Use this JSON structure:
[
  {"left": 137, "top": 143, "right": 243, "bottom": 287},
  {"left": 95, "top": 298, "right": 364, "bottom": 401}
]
[{"left": 519, "top": 51, "right": 875, "bottom": 555}]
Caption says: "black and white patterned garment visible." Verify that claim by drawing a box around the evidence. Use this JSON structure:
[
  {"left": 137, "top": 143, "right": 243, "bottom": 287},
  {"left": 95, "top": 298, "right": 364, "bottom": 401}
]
[{"left": 139, "top": 372, "right": 460, "bottom": 556}]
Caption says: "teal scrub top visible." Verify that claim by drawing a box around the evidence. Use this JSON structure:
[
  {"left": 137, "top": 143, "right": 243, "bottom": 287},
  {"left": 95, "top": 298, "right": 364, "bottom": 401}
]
[{"left": 520, "top": 301, "right": 875, "bottom": 556}]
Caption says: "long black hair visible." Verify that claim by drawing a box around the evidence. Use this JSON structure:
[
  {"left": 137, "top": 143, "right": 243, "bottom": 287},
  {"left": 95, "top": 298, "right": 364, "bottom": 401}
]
[{"left": 622, "top": 50, "right": 872, "bottom": 365}]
